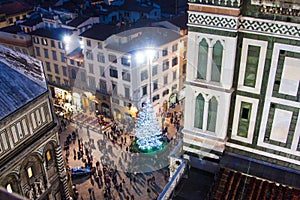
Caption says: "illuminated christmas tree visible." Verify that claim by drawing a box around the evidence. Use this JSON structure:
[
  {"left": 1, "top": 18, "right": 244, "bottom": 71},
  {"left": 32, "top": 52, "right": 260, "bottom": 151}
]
[{"left": 134, "top": 101, "right": 163, "bottom": 152}]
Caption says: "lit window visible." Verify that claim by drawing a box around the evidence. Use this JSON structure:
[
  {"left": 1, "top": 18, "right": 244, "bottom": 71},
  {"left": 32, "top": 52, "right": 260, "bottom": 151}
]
[
  {"left": 27, "top": 167, "right": 33, "bottom": 178},
  {"left": 46, "top": 150, "right": 51, "bottom": 161},
  {"left": 6, "top": 184, "right": 12, "bottom": 193}
]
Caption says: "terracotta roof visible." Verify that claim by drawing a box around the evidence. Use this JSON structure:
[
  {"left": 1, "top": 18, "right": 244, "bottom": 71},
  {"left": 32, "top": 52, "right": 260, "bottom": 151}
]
[
  {"left": 210, "top": 168, "right": 300, "bottom": 200},
  {"left": 0, "top": 1, "right": 32, "bottom": 16}
]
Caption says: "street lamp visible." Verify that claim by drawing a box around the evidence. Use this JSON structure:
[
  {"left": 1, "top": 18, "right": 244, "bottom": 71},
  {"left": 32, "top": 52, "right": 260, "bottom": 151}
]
[{"left": 135, "top": 48, "right": 155, "bottom": 104}]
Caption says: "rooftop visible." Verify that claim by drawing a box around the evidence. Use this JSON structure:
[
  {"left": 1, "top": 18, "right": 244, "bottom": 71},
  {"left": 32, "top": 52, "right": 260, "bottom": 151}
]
[
  {"left": 105, "top": 27, "right": 182, "bottom": 53},
  {"left": 67, "top": 16, "right": 89, "bottom": 27},
  {"left": 30, "top": 27, "right": 73, "bottom": 40},
  {"left": 0, "top": 1, "right": 32, "bottom": 16},
  {"left": 79, "top": 23, "right": 122, "bottom": 41},
  {"left": 0, "top": 46, "right": 47, "bottom": 120},
  {"left": 0, "top": 25, "right": 21, "bottom": 34}
]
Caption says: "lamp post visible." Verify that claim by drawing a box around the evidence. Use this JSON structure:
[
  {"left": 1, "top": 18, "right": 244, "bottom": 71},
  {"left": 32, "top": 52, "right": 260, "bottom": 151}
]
[{"left": 135, "top": 48, "right": 155, "bottom": 104}]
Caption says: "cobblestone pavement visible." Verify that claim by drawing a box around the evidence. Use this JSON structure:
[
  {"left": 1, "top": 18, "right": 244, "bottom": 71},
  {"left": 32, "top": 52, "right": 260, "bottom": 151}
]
[{"left": 59, "top": 103, "right": 183, "bottom": 200}]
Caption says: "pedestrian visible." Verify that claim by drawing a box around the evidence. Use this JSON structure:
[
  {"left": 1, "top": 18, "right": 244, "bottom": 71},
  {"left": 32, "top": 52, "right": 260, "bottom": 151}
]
[
  {"left": 147, "top": 187, "right": 151, "bottom": 196},
  {"left": 130, "top": 194, "right": 134, "bottom": 200}
]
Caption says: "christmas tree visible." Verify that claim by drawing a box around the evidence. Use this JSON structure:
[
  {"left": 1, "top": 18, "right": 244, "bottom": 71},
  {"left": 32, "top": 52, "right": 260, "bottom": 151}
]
[{"left": 134, "top": 102, "right": 163, "bottom": 152}]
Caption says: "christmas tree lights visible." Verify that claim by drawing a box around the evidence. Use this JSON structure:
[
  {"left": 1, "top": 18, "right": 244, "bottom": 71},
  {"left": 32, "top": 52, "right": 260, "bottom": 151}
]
[{"left": 134, "top": 102, "right": 163, "bottom": 152}]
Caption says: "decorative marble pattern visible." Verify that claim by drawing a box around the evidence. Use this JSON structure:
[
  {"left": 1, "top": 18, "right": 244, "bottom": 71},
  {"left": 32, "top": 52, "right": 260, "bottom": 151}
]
[
  {"left": 239, "top": 17, "right": 300, "bottom": 38},
  {"left": 188, "top": 12, "right": 238, "bottom": 30}
]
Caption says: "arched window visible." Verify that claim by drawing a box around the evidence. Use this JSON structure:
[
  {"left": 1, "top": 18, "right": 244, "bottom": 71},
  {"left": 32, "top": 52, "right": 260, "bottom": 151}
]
[
  {"left": 194, "top": 94, "right": 205, "bottom": 129},
  {"left": 197, "top": 39, "right": 208, "bottom": 80},
  {"left": 207, "top": 97, "right": 218, "bottom": 132},
  {"left": 211, "top": 41, "right": 223, "bottom": 82}
]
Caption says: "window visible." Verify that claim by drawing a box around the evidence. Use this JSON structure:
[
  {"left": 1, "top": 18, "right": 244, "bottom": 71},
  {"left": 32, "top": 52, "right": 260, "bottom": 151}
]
[
  {"left": 124, "top": 87, "right": 130, "bottom": 98},
  {"left": 211, "top": 41, "right": 223, "bottom": 82},
  {"left": 172, "top": 84, "right": 177, "bottom": 91},
  {"left": 142, "top": 85, "right": 147, "bottom": 96},
  {"left": 153, "top": 80, "right": 158, "bottom": 91},
  {"left": 99, "top": 80, "right": 107, "bottom": 93},
  {"left": 62, "top": 66, "right": 67, "bottom": 76},
  {"left": 207, "top": 97, "right": 218, "bottom": 132},
  {"left": 141, "top": 70, "right": 148, "bottom": 81},
  {"left": 100, "top": 66, "right": 105, "bottom": 77},
  {"left": 6, "top": 184, "right": 12, "bottom": 193},
  {"left": 51, "top": 40, "right": 55, "bottom": 47},
  {"left": 152, "top": 94, "right": 159, "bottom": 102},
  {"left": 33, "top": 37, "right": 39, "bottom": 44},
  {"left": 64, "top": 79, "right": 69, "bottom": 86},
  {"left": 172, "top": 43, "right": 178, "bottom": 52},
  {"left": 27, "top": 167, "right": 33, "bottom": 178},
  {"left": 183, "top": 51, "right": 187, "bottom": 59},
  {"left": 152, "top": 65, "right": 158, "bottom": 76},
  {"left": 162, "top": 48, "right": 168, "bottom": 56},
  {"left": 110, "top": 67, "right": 118, "bottom": 78},
  {"left": 163, "top": 60, "right": 169, "bottom": 71},
  {"left": 86, "top": 51, "right": 93, "bottom": 60},
  {"left": 54, "top": 64, "right": 59, "bottom": 74},
  {"left": 88, "top": 63, "right": 94, "bottom": 74},
  {"left": 56, "top": 77, "right": 61, "bottom": 85},
  {"left": 97, "top": 53, "right": 105, "bottom": 63},
  {"left": 46, "top": 150, "right": 52, "bottom": 161},
  {"left": 173, "top": 71, "right": 177, "bottom": 80},
  {"left": 97, "top": 42, "right": 102, "bottom": 49},
  {"left": 197, "top": 39, "right": 208, "bottom": 79},
  {"left": 60, "top": 52, "right": 66, "bottom": 62},
  {"left": 172, "top": 57, "right": 178, "bottom": 66},
  {"left": 70, "top": 59, "right": 75, "bottom": 65},
  {"left": 163, "top": 89, "right": 169, "bottom": 96},
  {"left": 112, "top": 83, "right": 117, "bottom": 94},
  {"left": 122, "top": 71, "right": 131, "bottom": 81},
  {"left": 121, "top": 56, "right": 130, "bottom": 66},
  {"left": 71, "top": 69, "right": 76, "bottom": 79},
  {"left": 86, "top": 39, "right": 91, "bottom": 47},
  {"left": 58, "top": 42, "right": 64, "bottom": 49},
  {"left": 89, "top": 77, "right": 96, "bottom": 89},
  {"left": 244, "top": 45, "right": 260, "bottom": 87},
  {"left": 42, "top": 38, "right": 48, "bottom": 46},
  {"left": 164, "top": 75, "right": 168, "bottom": 85},
  {"left": 237, "top": 102, "right": 252, "bottom": 138},
  {"left": 52, "top": 50, "right": 57, "bottom": 60},
  {"left": 108, "top": 54, "right": 117, "bottom": 63},
  {"left": 46, "top": 62, "right": 51, "bottom": 72},
  {"left": 48, "top": 74, "right": 53, "bottom": 82},
  {"left": 81, "top": 71, "right": 86, "bottom": 82},
  {"left": 241, "top": 107, "right": 250, "bottom": 120},
  {"left": 44, "top": 48, "right": 49, "bottom": 58},
  {"left": 194, "top": 94, "right": 204, "bottom": 129}
]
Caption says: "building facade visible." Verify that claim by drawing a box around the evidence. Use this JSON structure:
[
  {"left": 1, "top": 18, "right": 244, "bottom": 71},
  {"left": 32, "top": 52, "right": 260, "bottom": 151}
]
[
  {"left": 184, "top": 0, "right": 300, "bottom": 171},
  {"left": 0, "top": 46, "right": 70, "bottom": 200},
  {"left": 80, "top": 25, "right": 185, "bottom": 120}
]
